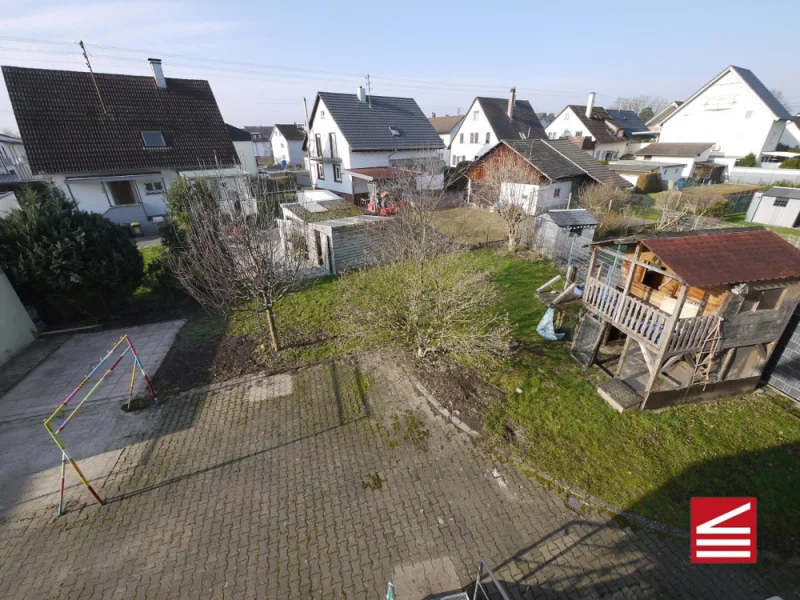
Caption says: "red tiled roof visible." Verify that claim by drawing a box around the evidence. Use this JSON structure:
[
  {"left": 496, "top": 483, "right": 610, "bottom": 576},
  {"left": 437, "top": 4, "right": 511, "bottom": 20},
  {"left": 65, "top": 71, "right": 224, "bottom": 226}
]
[{"left": 642, "top": 229, "right": 800, "bottom": 287}]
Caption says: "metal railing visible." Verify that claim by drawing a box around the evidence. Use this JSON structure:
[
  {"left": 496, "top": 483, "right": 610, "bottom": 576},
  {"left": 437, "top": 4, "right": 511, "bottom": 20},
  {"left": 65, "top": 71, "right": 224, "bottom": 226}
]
[{"left": 472, "top": 560, "right": 511, "bottom": 600}]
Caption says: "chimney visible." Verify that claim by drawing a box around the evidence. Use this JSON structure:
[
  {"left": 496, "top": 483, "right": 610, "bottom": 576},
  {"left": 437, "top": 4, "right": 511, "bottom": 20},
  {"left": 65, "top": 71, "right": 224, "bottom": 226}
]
[
  {"left": 357, "top": 85, "right": 366, "bottom": 103},
  {"left": 507, "top": 87, "right": 516, "bottom": 120},
  {"left": 585, "top": 92, "right": 595, "bottom": 119},
  {"left": 432, "top": 112, "right": 436, "bottom": 118},
  {"left": 149, "top": 58, "right": 166, "bottom": 89}
]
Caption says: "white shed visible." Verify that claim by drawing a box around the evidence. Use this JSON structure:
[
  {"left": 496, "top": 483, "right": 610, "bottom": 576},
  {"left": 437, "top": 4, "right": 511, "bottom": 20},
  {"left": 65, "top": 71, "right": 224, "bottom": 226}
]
[{"left": 746, "top": 187, "right": 800, "bottom": 229}]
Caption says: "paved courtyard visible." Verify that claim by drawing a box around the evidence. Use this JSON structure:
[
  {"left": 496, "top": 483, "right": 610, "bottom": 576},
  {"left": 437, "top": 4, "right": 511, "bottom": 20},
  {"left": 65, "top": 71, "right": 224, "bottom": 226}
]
[
  {"left": 0, "top": 321, "right": 184, "bottom": 420},
  {"left": 0, "top": 358, "right": 798, "bottom": 599}
]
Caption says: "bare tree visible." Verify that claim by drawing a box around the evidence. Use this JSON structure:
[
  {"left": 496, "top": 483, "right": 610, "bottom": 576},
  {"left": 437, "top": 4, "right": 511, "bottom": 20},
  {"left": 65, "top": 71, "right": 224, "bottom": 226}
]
[
  {"left": 575, "top": 182, "right": 632, "bottom": 235},
  {"left": 338, "top": 155, "right": 512, "bottom": 369},
  {"left": 770, "top": 88, "right": 791, "bottom": 111},
  {"left": 165, "top": 174, "right": 307, "bottom": 352},
  {"left": 613, "top": 95, "right": 670, "bottom": 120}
]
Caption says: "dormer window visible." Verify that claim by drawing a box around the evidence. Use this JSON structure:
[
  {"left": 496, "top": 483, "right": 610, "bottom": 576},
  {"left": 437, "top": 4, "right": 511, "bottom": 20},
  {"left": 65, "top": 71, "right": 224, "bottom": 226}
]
[
  {"left": 142, "top": 131, "right": 166, "bottom": 148},
  {"left": 389, "top": 126, "right": 400, "bottom": 137}
]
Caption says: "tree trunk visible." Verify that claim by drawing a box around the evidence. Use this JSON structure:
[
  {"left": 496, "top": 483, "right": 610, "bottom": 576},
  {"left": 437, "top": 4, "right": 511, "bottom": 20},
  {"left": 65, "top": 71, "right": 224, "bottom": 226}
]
[
  {"left": 507, "top": 231, "right": 515, "bottom": 252},
  {"left": 266, "top": 306, "right": 280, "bottom": 352}
]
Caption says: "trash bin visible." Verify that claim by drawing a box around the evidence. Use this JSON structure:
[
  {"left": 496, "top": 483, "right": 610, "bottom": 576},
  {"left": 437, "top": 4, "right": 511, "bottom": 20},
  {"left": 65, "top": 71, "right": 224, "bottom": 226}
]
[
  {"left": 130, "top": 221, "right": 143, "bottom": 236},
  {"left": 152, "top": 216, "right": 166, "bottom": 232}
]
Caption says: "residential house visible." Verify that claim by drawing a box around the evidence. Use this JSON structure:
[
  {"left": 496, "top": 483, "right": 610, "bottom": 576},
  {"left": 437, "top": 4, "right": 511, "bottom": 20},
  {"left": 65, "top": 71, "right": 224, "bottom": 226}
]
[
  {"left": 779, "top": 114, "right": 800, "bottom": 149},
  {"left": 645, "top": 101, "right": 683, "bottom": 131},
  {"left": 448, "top": 88, "right": 547, "bottom": 166},
  {"left": 746, "top": 187, "right": 800, "bottom": 229},
  {"left": 633, "top": 142, "right": 717, "bottom": 182},
  {"left": 428, "top": 114, "right": 463, "bottom": 166},
  {"left": 572, "top": 228, "right": 800, "bottom": 411},
  {"left": 0, "top": 133, "right": 36, "bottom": 189},
  {"left": 277, "top": 197, "right": 389, "bottom": 274},
  {"left": 466, "top": 137, "right": 632, "bottom": 212},
  {"left": 244, "top": 126, "right": 273, "bottom": 159},
  {"left": 657, "top": 66, "right": 792, "bottom": 170},
  {"left": 226, "top": 124, "right": 258, "bottom": 174},
  {"left": 545, "top": 93, "right": 657, "bottom": 161},
  {"left": 607, "top": 160, "right": 685, "bottom": 190},
  {"left": 305, "top": 87, "right": 444, "bottom": 203},
  {"left": 3, "top": 60, "right": 243, "bottom": 235},
  {"left": 271, "top": 124, "right": 305, "bottom": 167}
]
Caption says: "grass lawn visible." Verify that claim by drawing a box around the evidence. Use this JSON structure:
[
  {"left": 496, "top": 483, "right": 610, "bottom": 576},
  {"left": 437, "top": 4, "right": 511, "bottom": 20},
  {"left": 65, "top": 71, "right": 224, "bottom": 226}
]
[
  {"left": 722, "top": 213, "right": 800, "bottom": 238},
  {"left": 133, "top": 245, "right": 166, "bottom": 300},
  {"left": 431, "top": 207, "right": 506, "bottom": 245}
]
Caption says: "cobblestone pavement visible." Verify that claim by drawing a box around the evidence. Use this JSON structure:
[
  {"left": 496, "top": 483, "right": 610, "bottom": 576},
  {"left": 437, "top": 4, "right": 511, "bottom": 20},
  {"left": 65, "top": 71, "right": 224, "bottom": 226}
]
[{"left": 0, "top": 359, "right": 798, "bottom": 599}]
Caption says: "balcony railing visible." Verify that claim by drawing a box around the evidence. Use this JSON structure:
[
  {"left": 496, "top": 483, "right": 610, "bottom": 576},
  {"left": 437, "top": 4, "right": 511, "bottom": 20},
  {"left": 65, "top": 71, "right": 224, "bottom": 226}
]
[{"left": 584, "top": 277, "right": 719, "bottom": 354}]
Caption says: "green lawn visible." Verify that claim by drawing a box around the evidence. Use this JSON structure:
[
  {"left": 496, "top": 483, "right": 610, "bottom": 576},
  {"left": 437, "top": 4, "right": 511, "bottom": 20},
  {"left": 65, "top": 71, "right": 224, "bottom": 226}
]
[
  {"left": 133, "top": 245, "right": 166, "bottom": 300},
  {"left": 431, "top": 207, "right": 506, "bottom": 245},
  {"left": 722, "top": 213, "right": 800, "bottom": 238}
]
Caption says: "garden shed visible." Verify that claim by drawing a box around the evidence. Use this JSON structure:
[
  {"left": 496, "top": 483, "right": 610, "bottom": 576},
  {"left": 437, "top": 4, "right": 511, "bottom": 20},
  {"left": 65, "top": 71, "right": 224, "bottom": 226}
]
[{"left": 746, "top": 187, "right": 800, "bottom": 229}]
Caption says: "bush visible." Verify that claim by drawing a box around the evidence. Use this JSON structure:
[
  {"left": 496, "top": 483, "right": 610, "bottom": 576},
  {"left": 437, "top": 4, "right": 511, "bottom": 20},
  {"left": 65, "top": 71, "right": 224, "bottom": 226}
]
[
  {"left": 635, "top": 172, "right": 663, "bottom": 193},
  {"left": 736, "top": 152, "right": 757, "bottom": 167},
  {"left": 780, "top": 156, "right": 800, "bottom": 170},
  {"left": 0, "top": 184, "right": 143, "bottom": 321}
]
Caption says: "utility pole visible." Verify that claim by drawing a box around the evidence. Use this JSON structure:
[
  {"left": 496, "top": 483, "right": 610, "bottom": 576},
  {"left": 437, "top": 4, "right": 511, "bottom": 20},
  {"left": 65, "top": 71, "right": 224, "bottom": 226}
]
[
  {"left": 365, "top": 74, "right": 372, "bottom": 108},
  {"left": 79, "top": 40, "right": 107, "bottom": 115}
]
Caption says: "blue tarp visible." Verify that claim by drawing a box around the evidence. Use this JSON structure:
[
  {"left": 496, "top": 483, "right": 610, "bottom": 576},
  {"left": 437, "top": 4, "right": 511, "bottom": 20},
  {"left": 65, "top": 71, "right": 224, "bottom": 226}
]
[{"left": 537, "top": 308, "right": 564, "bottom": 341}]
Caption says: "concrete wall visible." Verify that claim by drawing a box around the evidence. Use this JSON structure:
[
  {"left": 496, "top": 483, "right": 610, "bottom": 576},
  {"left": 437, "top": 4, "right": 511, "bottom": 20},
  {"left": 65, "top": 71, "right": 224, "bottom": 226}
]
[
  {"left": 728, "top": 166, "right": 800, "bottom": 185},
  {"left": 0, "top": 270, "right": 36, "bottom": 366},
  {"left": 0, "top": 190, "right": 19, "bottom": 217},
  {"left": 233, "top": 140, "right": 258, "bottom": 174}
]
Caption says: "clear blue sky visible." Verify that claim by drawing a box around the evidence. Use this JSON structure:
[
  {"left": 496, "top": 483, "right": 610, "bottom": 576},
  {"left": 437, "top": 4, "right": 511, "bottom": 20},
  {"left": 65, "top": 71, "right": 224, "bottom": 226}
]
[{"left": 0, "top": 0, "right": 797, "bottom": 132}]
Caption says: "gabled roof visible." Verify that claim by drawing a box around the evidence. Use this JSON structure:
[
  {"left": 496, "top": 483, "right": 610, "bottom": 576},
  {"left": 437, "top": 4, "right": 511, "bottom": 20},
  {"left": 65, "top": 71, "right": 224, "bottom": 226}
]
[
  {"left": 560, "top": 105, "right": 621, "bottom": 144},
  {"left": 244, "top": 126, "right": 273, "bottom": 139},
  {"left": 226, "top": 124, "right": 253, "bottom": 142},
  {"left": 502, "top": 139, "right": 585, "bottom": 181},
  {"left": 474, "top": 97, "right": 547, "bottom": 141},
  {"left": 311, "top": 92, "right": 443, "bottom": 152},
  {"left": 646, "top": 101, "right": 683, "bottom": 127},
  {"left": 2, "top": 65, "right": 237, "bottom": 175},
  {"left": 765, "top": 187, "right": 800, "bottom": 200},
  {"left": 546, "top": 209, "right": 598, "bottom": 228},
  {"left": 273, "top": 123, "right": 305, "bottom": 141},
  {"left": 660, "top": 66, "right": 792, "bottom": 127},
  {"left": 543, "top": 139, "right": 634, "bottom": 188},
  {"left": 428, "top": 115, "right": 464, "bottom": 135},
  {"left": 634, "top": 142, "right": 714, "bottom": 157}
]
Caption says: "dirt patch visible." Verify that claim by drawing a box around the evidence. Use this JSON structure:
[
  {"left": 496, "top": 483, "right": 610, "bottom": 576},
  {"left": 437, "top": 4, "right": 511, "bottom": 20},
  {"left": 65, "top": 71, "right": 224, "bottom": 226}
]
[{"left": 415, "top": 367, "right": 505, "bottom": 433}]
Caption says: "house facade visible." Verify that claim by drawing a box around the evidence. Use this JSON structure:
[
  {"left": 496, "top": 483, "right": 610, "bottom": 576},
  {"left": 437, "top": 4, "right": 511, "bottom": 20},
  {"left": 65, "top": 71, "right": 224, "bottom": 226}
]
[
  {"left": 270, "top": 124, "right": 305, "bottom": 167},
  {"left": 657, "top": 66, "right": 792, "bottom": 169},
  {"left": 3, "top": 60, "right": 244, "bottom": 236},
  {"left": 607, "top": 160, "right": 685, "bottom": 190},
  {"left": 633, "top": 142, "right": 715, "bottom": 180},
  {"left": 244, "top": 126, "right": 273, "bottom": 159},
  {"left": 428, "top": 114, "right": 463, "bottom": 166},
  {"left": 448, "top": 89, "right": 547, "bottom": 166},
  {"left": 306, "top": 88, "right": 443, "bottom": 203},
  {"left": 226, "top": 124, "right": 258, "bottom": 174},
  {"left": 545, "top": 94, "right": 656, "bottom": 161}
]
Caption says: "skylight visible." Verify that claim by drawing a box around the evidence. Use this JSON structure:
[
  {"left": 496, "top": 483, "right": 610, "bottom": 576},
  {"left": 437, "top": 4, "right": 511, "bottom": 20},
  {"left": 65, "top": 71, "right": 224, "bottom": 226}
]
[
  {"left": 388, "top": 126, "right": 401, "bottom": 137},
  {"left": 142, "top": 131, "right": 166, "bottom": 148}
]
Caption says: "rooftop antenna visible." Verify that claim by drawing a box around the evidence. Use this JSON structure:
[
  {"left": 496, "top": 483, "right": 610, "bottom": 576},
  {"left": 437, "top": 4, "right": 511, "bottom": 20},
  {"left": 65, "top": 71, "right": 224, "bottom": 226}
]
[
  {"left": 365, "top": 73, "right": 372, "bottom": 108},
  {"left": 79, "top": 40, "right": 107, "bottom": 116}
]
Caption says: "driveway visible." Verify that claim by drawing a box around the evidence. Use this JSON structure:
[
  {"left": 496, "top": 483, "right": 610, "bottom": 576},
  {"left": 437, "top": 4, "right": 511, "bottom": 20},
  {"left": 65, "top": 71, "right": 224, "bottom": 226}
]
[{"left": 0, "top": 358, "right": 797, "bottom": 599}]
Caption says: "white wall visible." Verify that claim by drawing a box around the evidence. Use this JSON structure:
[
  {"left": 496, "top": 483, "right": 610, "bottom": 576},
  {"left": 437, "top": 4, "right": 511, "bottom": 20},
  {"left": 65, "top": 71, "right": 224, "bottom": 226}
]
[
  {"left": 749, "top": 193, "right": 800, "bottom": 228},
  {"left": 658, "top": 69, "right": 787, "bottom": 158},
  {"left": 449, "top": 99, "right": 498, "bottom": 165},
  {"left": 500, "top": 180, "right": 571, "bottom": 215},
  {"left": 728, "top": 166, "right": 800, "bottom": 186},
  {"left": 271, "top": 130, "right": 305, "bottom": 166},
  {"left": 546, "top": 107, "right": 587, "bottom": 140},
  {"left": 634, "top": 153, "right": 708, "bottom": 178},
  {"left": 252, "top": 139, "right": 271, "bottom": 158},
  {"left": 780, "top": 122, "right": 800, "bottom": 148},
  {"left": 308, "top": 97, "right": 354, "bottom": 195},
  {"left": 233, "top": 140, "right": 258, "bottom": 174},
  {"left": 0, "top": 190, "right": 19, "bottom": 217},
  {"left": 438, "top": 133, "right": 451, "bottom": 165},
  {"left": 0, "top": 270, "right": 36, "bottom": 366}
]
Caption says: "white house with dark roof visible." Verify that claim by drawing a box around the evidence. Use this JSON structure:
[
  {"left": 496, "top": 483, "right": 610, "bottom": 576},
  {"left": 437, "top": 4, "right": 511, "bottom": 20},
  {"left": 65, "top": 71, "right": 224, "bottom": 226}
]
[
  {"left": 305, "top": 87, "right": 444, "bottom": 203},
  {"left": 633, "top": 142, "right": 715, "bottom": 179},
  {"left": 545, "top": 93, "right": 657, "bottom": 161},
  {"left": 2, "top": 59, "right": 246, "bottom": 235},
  {"left": 244, "top": 126, "right": 273, "bottom": 159},
  {"left": 657, "top": 66, "right": 792, "bottom": 168},
  {"left": 270, "top": 124, "right": 305, "bottom": 167},
  {"left": 428, "top": 114, "right": 463, "bottom": 165},
  {"left": 448, "top": 88, "right": 547, "bottom": 166}
]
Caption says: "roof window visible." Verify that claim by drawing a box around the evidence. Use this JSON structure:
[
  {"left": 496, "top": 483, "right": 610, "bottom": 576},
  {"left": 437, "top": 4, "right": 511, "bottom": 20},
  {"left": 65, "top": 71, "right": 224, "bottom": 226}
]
[{"left": 142, "top": 131, "right": 166, "bottom": 148}]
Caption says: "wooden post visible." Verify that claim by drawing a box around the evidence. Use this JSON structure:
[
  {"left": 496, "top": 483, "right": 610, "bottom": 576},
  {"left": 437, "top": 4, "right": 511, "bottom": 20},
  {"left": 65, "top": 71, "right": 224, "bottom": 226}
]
[
  {"left": 615, "top": 335, "right": 633, "bottom": 378},
  {"left": 640, "top": 283, "right": 689, "bottom": 410},
  {"left": 613, "top": 244, "right": 640, "bottom": 324}
]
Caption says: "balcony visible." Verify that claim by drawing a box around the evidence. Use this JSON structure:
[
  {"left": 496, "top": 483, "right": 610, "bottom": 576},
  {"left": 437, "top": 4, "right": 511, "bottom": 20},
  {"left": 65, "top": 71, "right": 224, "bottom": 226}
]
[
  {"left": 583, "top": 276, "right": 720, "bottom": 356},
  {"left": 307, "top": 150, "right": 341, "bottom": 164}
]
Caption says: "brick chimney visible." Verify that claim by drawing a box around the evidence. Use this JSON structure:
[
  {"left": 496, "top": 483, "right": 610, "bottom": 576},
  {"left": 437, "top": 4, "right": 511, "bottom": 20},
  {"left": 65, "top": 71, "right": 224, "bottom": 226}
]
[
  {"left": 507, "top": 87, "right": 516, "bottom": 120},
  {"left": 149, "top": 58, "right": 166, "bottom": 89},
  {"left": 585, "top": 92, "right": 596, "bottom": 119}
]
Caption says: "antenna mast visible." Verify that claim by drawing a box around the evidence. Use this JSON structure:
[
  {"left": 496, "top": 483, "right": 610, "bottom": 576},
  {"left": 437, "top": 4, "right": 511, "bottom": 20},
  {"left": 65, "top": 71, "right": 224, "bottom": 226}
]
[
  {"left": 79, "top": 40, "right": 107, "bottom": 115},
  {"left": 365, "top": 73, "right": 372, "bottom": 108}
]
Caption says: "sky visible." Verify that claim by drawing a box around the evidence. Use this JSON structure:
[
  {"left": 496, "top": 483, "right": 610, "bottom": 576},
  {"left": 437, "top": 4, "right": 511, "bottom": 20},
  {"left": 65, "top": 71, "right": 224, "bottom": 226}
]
[{"left": 0, "top": 0, "right": 798, "bottom": 133}]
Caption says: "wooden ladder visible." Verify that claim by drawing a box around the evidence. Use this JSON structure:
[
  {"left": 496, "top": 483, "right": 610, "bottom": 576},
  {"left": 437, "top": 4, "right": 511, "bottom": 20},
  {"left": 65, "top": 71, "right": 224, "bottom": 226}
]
[{"left": 689, "top": 317, "right": 723, "bottom": 387}]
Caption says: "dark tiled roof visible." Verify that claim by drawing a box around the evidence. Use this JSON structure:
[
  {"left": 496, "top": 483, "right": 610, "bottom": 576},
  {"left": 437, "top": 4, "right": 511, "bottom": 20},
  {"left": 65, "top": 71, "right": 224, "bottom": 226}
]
[
  {"left": 731, "top": 66, "right": 793, "bottom": 120},
  {"left": 565, "top": 105, "right": 621, "bottom": 144},
  {"left": 244, "top": 126, "right": 273, "bottom": 139},
  {"left": 634, "top": 142, "right": 714, "bottom": 157},
  {"left": 273, "top": 123, "right": 305, "bottom": 141},
  {"left": 646, "top": 101, "right": 683, "bottom": 127},
  {"left": 503, "top": 139, "right": 585, "bottom": 181},
  {"left": 543, "top": 139, "right": 633, "bottom": 188},
  {"left": 765, "top": 187, "right": 800, "bottom": 200},
  {"left": 313, "top": 92, "right": 443, "bottom": 152},
  {"left": 546, "top": 209, "right": 598, "bottom": 228},
  {"left": 428, "top": 115, "right": 463, "bottom": 134},
  {"left": 607, "top": 160, "right": 683, "bottom": 173},
  {"left": 346, "top": 167, "right": 418, "bottom": 181},
  {"left": 641, "top": 228, "right": 800, "bottom": 287},
  {"left": 477, "top": 97, "right": 547, "bottom": 141},
  {"left": 226, "top": 123, "right": 253, "bottom": 142},
  {"left": 2, "top": 65, "right": 237, "bottom": 175}
]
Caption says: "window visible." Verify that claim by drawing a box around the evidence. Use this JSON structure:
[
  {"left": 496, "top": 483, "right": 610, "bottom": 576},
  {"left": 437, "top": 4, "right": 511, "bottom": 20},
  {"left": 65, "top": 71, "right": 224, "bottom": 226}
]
[
  {"left": 473, "top": 111, "right": 479, "bottom": 121},
  {"left": 107, "top": 181, "right": 137, "bottom": 206},
  {"left": 774, "top": 198, "right": 789, "bottom": 207},
  {"left": 459, "top": 133, "right": 464, "bottom": 143},
  {"left": 641, "top": 262, "right": 665, "bottom": 290},
  {"left": 316, "top": 162, "right": 325, "bottom": 180},
  {"left": 452, "top": 155, "right": 458, "bottom": 166},
  {"left": 548, "top": 132, "right": 557, "bottom": 140},
  {"left": 144, "top": 181, "right": 164, "bottom": 195},
  {"left": 329, "top": 132, "right": 338, "bottom": 158},
  {"left": 333, "top": 163, "right": 342, "bottom": 182},
  {"left": 141, "top": 131, "right": 166, "bottom": 148},
  {"left": 320, "top": 110, "right": 326, "bottom": 119},
  {"left": 575, "top": 130, "right": 583, "bottom": 137},
  {"left": 553, "top": 188, "right": 561, "bottom": 198},
  {"left": 469, "top": 132, "right": 478, "bottom": 143},
  {"left": 485, "top": 132, "right": 490, "bottom": 143},
  {"left": 389, "top": 126, "right": 400, "bottom": 137},
  {"left": 564, "top": 112, "right": 570, "bottom": 120},
  {"left": 744, "top": 110, "right": 753, "bottom": 119},
  {"left": 740, "top": 288, "right": 784, "bottom": 312},
  {"left": 280, "top": 142, "right": 285, "bottom": 148}
]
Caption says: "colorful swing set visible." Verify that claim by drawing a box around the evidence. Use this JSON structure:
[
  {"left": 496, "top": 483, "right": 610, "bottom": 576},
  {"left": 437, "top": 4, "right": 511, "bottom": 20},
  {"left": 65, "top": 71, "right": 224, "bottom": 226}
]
[{"left": 43, "top": 334, "right": 158, "bottom": 516}]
